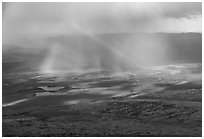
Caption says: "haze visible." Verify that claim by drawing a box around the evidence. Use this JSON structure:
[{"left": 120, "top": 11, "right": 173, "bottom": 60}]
[{"left": 2, "top": 2, "right": 202, "bottom": 73}]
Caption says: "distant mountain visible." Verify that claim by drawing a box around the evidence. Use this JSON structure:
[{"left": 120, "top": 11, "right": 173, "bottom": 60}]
[
  {"left": 3, "top": 33, "right": 202, "bottom": 73},
  {"left": 2, "top": 45, "right": 48, "bottom": 73}
]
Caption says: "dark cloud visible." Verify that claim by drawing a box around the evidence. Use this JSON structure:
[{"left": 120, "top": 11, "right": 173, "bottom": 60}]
[
  {"left": 160, "top": 2, "right": 202, "bottom": 18},
  {"left": 3, "top": 2, "right": 202, "bottom": 44}
]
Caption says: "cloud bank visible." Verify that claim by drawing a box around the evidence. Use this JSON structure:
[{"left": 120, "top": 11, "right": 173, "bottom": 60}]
[{"left": 3, "top": 2, "right": 202, "bottom": 44}]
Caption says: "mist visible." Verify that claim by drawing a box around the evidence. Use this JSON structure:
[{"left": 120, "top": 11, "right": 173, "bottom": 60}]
[
  {"left": 2, "top": 3, "right": 202, "bottom": 136},
  {"left": 2, "top": 2, "right": 202, "bottom": 73}
]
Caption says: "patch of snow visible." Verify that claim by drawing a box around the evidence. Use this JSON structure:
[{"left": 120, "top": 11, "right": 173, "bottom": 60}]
[
  {"left": 177, "top": 81, "right": 188, "bottom": 85},
  {"left": 35, "top": 92, "right": 67, "bottom": 96},
  {"left": 3, "top": 99, "right": 29, "bottom": 107},
  {"left": 38, "top": 86, "right": 64, "bottom": 91}
]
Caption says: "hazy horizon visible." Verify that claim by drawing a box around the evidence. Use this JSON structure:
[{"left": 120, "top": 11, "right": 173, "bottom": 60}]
[
  {"left": 3, "top": 2, "right": 202, "bottom": 45},
  {"left": 2, "top": 2, "right": 202, "bottom": 72}
]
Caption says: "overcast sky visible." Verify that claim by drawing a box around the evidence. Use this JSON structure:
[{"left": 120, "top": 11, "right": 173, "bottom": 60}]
[{"left": 3, "top": 2, "right": 202, "bottom": 44}]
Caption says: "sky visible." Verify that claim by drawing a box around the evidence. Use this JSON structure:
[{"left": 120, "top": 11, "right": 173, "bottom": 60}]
[{"left": 2, "top": 2, "right": 202, "bottom": 44}]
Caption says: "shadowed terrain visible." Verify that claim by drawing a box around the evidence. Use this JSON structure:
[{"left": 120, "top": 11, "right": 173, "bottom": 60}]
[{"left": 2, "top": 33, "right": 202, "bottom": 137}]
